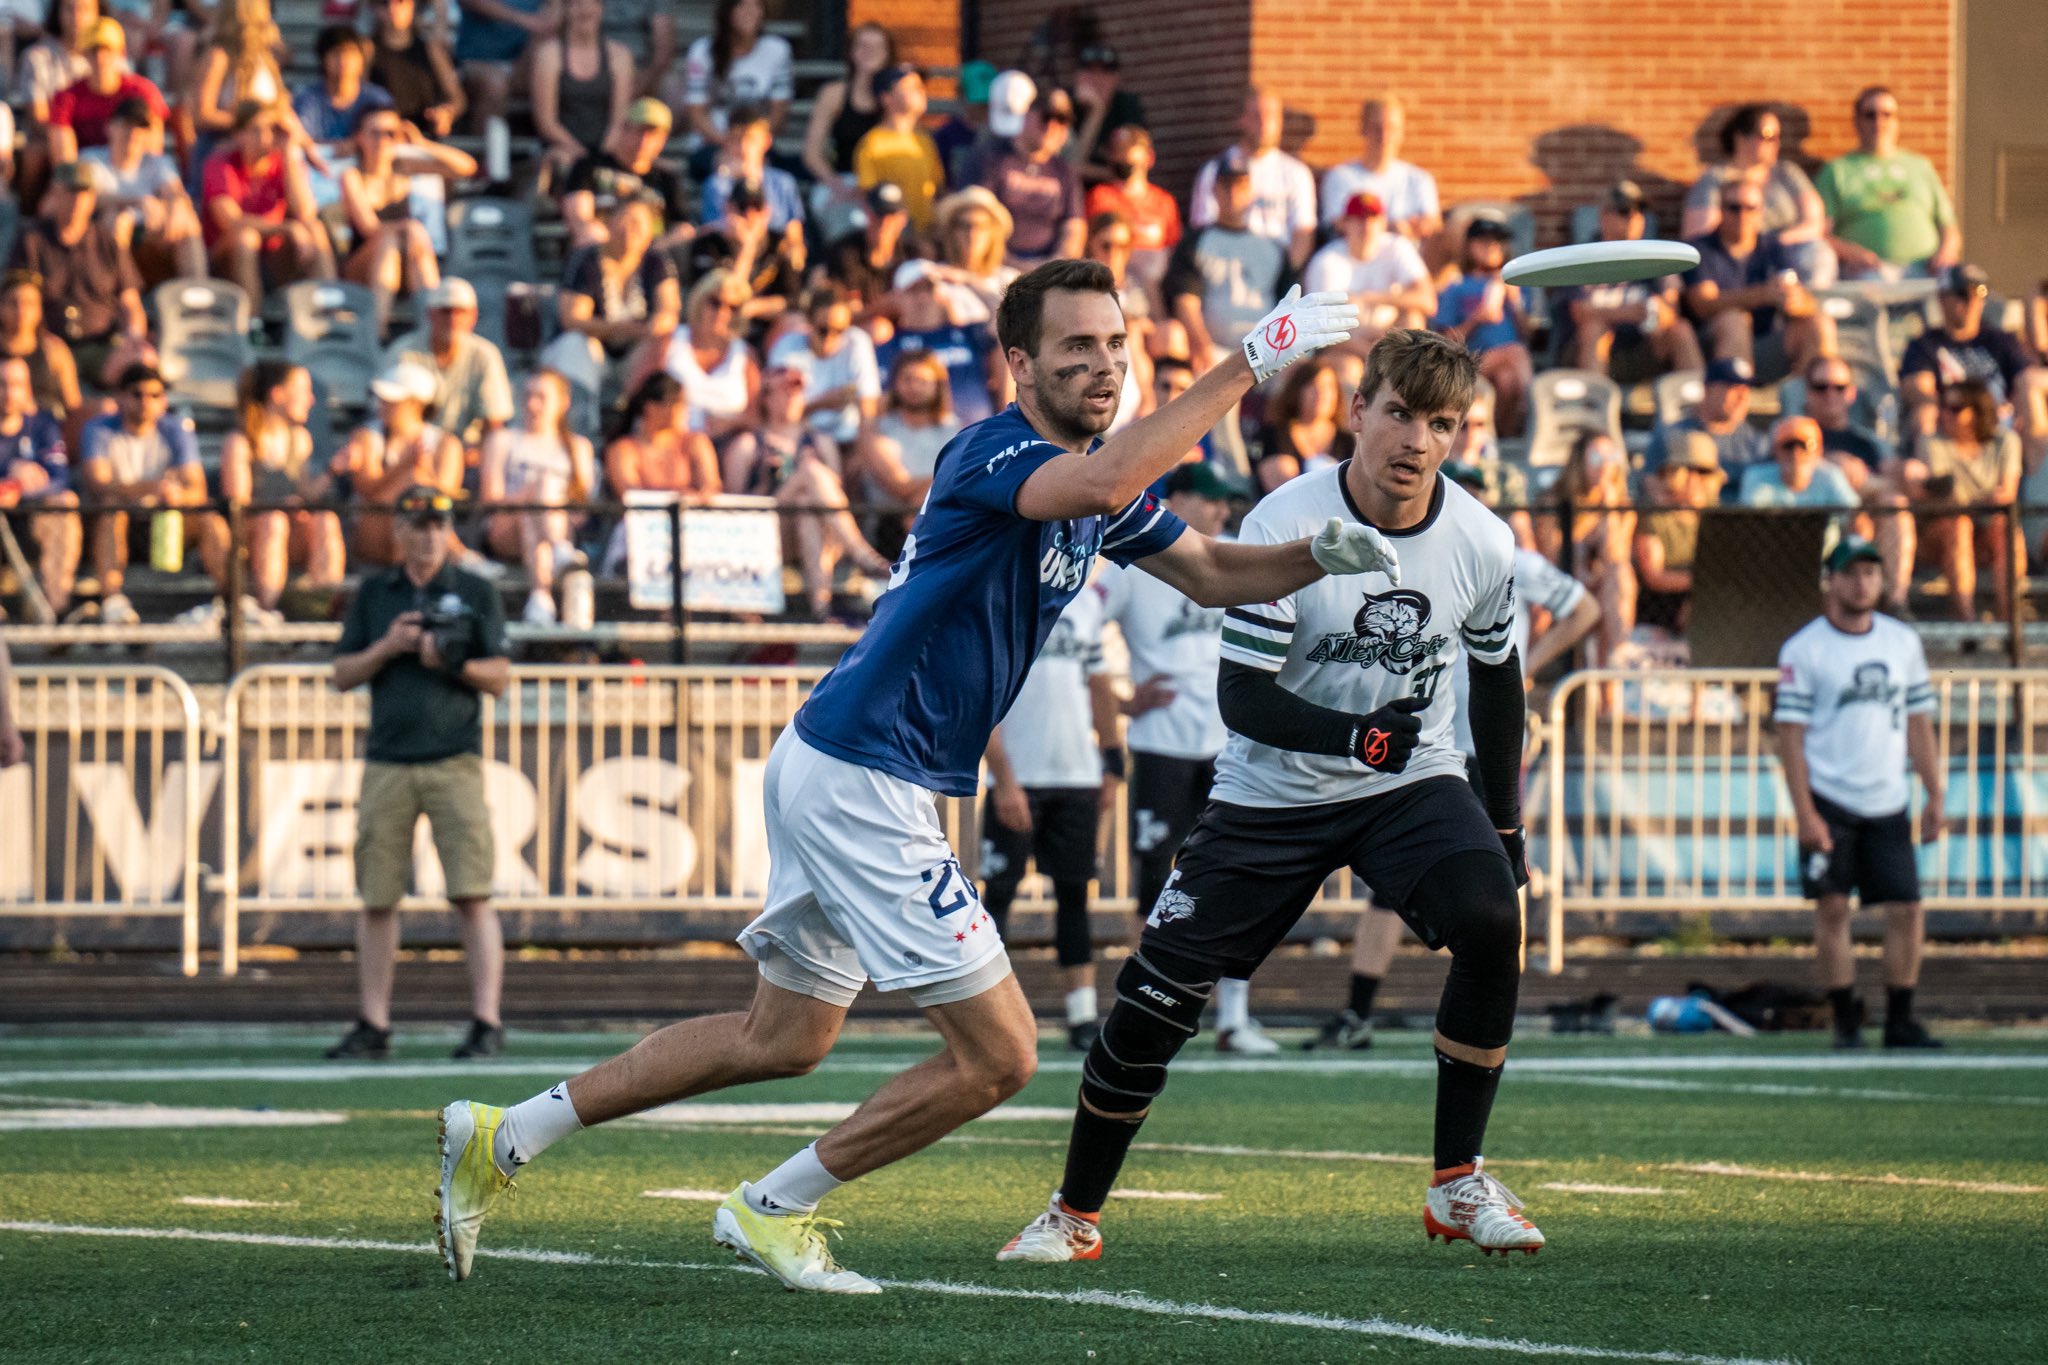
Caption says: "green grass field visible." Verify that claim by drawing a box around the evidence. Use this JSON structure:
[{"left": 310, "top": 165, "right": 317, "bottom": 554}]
[{"left": 3, "top": 1022, "right": 2045, "bottom": 1363}]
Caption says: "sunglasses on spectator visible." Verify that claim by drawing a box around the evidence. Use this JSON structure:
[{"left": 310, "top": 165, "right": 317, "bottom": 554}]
[
  {"left": 1776, "top": 438, "right": 1813, "bottom": 453},
  {"left": 1809, "top": 378, "right": 1852, "bottom": 391},
  {"left": 1856, "top": 107, "right": 1897, "bottom": 121},
  {"left": 1722, "top": 200, "right": 1763, "bottom": 213}
]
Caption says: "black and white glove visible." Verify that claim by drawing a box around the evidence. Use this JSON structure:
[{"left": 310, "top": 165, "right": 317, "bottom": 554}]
[
  {"left": 1497, "top": 827, "right": 1528, "bottom": 888},
  {"left": 1241, "top": 286, "right": 1362, "bottom": 385},
  {"left": 1351, "top": 695, "right": 1427, "bottom": 774}
]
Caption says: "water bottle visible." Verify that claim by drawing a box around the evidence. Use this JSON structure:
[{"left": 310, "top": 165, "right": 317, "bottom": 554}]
[
  {"left": 485, "top": 117, "right": 511, "bottom": 185},
  {"left": 150, "top": 509, "right": 184, "bottom": 572},
  {"left": 559, "top": 566, "right": 595, "bottom": 631}
]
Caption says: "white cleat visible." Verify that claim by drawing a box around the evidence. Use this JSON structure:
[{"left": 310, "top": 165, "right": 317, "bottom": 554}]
[
  {"left": 1216, "top": 1018, "right": 1283, "bottom": 1054},
  {"left": 711, "top": 1184, "right": 881, "bottom": 1294},
  {"left": 1424, "top": 1158, "right": 1545, "bottom": 1255},
  {"left": 996, "top": 1191, "right": 1103, "bottom": 1263}
]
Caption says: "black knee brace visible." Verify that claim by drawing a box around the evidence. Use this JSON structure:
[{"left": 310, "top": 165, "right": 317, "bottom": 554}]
[
  {"left": 1406, "top": 848, "right": 1523, "bottom": 1051},
  {"left": 1051, "top": 879, "right": 1093, "bottom": 968},
  {"left": 1080, "top": 950, "right": 1217, "bottom": 1115}
]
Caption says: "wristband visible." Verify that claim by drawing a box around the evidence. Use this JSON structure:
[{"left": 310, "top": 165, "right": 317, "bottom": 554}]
[{"left": 1099, "top": 746, "right": 1126, "bottom": 781}]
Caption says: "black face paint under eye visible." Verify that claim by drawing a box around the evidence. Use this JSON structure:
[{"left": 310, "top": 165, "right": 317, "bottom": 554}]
[{"left": 1053, "top": 363, "right": 1092, "bottom": 382}]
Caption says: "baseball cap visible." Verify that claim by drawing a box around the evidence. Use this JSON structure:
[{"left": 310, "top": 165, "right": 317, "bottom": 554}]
[
  {"left": 958, "top": 60, "right": 997, "bottom": 105},
  {"left": 1607, "top": 179, "right": 1647, "bottom": 215},
  {"left": 988, "top": 70, "right": 1035, "bottom": 139},
  {"left": 1705, "top": 356, "right": 1755, "bottom": 387},
  {"left": 1441, "top": 461, "right": 1489, "bottom": 492},
  {"left": 872, "top": 62, "right": 921, "bottom": 98},
  {"left": 1215, "top": 146, "right": 1251, "bottom": 181},
  {"left": 394, "top": 484, "right": 456, "bottom": 522},
  {"left": 865, "top": 181, "right": 907, "bottom": 218},
  {"left": 370, "top": 360, "right": 437, "bottom": 404},
  {"left": 892, "top": 259, "right": 939, "bottom": 291},
  {"left": 765, "top": 349, "right": 813, "bottom": 384},
  {"left": 1464, "top": 212, "right": 1512, "bottom": 241},
  {"left": 1666, "top": 429, "right": 1722, "bottom": 473},
  {"left": 1034, "top": 88, "right": 1076, "bottom": 124},
  {"left": 1163, "top": 462, "right": 1241, "bottom": 502},
  {"left": 1825, "top": 535, "right": 1883, "bottom": 573},
  {"left": 726, "top": 178, "right": 768, "bottom": 214},
  {"left": 625, "top": 96, "right": 672, "bottom": 130},
  {"left": 1341, "top": 191, "right": 1385, "bottom": 221},
  {"left": 51, "top": 159, "right": 111, "bottom": 194},
  {"left": 424, "top": 277, "right": 477, "bottom": 311},
  {"left": 85, "top": 16, "right": 124, "bottom": 49},
  {"left": 1939, "top": 263, "right": 1990, "bottom": 298}
]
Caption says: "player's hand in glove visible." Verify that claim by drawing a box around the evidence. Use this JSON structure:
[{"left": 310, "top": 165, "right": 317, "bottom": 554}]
[
  {"left": 1310, "top": 517, "right": 1401, "bottom": 584},
  {"left": 1496, "top": 827, "right": 1529, "bottom": 888},
  {"left": 1241, "top": 286, "right": 1361, "bottom": 384},
  {"left": 1353, "top": 695, "right": 1427, "bottom": 773}
]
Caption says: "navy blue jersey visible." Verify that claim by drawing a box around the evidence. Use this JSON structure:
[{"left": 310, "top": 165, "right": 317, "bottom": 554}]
[{"left": 796, "top": 404, "right": 1187, "bottom": 795}]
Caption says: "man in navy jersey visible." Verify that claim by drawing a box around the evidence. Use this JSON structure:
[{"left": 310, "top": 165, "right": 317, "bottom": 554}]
[{"left": 432, "top": 261, "right": 1392, "bottom": 1293}]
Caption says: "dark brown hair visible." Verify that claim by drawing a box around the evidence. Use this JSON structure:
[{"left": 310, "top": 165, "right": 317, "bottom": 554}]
[
  {"left": 1942, "top": 377, "right": 1999, "bottom": 444},
  {"left": 996, "top": 258, "right": 1118, "bottom": 357},
  {"left": 1356, "top": 328, "right": 1479, "bottom": 419}
]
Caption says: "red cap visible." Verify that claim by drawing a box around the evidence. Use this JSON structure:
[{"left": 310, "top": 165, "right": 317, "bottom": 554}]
[{"left": 1342, "top": 191, "right": 1385, "bottom": 221}]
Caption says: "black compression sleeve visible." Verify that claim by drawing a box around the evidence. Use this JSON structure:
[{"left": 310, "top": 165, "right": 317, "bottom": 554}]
[
  {"left": 1465, "top": 647, "right": 1525, "bottom": 829},
  {"left": 1216, "top": 659, "right": 1362, "bottom": 759}
]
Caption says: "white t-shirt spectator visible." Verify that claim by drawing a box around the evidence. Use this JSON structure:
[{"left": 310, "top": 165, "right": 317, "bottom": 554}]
[
  {"left": 1098, "top": 559, "right": 1227, "bottom": 760},
  {"left": 1301, "top": 234, "right": 1429, "bottom": 298},
  {"left": 996, "top": 580, "right": 1109, "bottom": 789},
  {"left": 680, "top": 34, "right": 794, "bottom": 138},
  {"left": 80, "top": 147, "right": 183, "bottom": 202},
  {"left": 768, "top": 328, "right": 881, "bottom": 445},
  {"left": 1187, "top": 147, "right": 1316, "bottom": 247},
  {"left": 1319, "top": 159, "right": 1440, "bottom": 231},
  {"left": 1774, "top": 613, "right": 1934, "bottom": 817}
]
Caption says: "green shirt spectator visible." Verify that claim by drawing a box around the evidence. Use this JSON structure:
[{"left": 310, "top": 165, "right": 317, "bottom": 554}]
[{"left": 1815, "top": 86, "right": 1960, "bottom": 277}]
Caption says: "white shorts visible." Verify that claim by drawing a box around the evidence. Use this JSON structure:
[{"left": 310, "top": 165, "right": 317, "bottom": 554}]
[{"left": 738, "top": 729, "right": 1011, "bottom": 1006}]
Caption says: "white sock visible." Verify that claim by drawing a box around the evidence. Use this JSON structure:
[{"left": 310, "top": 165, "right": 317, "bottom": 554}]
[
  {"left": 1065, "top": 985, "right": 1098, "bottom": 1027},
  {"left": 1216, "top": 977, "right": 1251, "bottom": 1034},
  {"left": 747, "top": 1142, "right": 843, "bottom": 1216},
  {"left": 493, "top": 1081, "right": 584, "bottom": 1177}
]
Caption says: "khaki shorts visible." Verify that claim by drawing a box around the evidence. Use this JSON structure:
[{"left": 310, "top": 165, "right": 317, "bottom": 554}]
[{"left": 354, "top": 753, "right": 496, "bottom": 908}]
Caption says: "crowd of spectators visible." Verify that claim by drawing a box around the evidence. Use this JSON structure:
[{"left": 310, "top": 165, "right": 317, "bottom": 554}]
[{"left": 0, "top": 6, "right": 2040, "bottom": 652}]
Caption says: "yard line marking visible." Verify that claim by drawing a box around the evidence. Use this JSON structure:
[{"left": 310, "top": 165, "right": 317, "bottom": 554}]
[
  {"left": 629, "top": 1102, "right": 1076, "bottom": 1126},
  {"left": 1516, "top": 1074, "right": 2048, "bottom": 1106},
  {"left": 1540, "top": 1183, "right": 1669, "bottom": 1196},
  {"left": 0, "top": 1221, "right": 1798, "bottom": 1365},
  {"left": 176, "top": 1197, "right": 298, "bottom": 1209},
  {"left": 0, "top": 1106, "right": 347, "bottom": 1131},
  {"left": 1112, "top": 1189, "right": 1219, "bottom": 1201},
  {"left": 1659, "top": 1162, "right": 2046, "bottom": 1194},
  {"left": 640, "top": 1189, "right": 728, "bottom": 1202}
]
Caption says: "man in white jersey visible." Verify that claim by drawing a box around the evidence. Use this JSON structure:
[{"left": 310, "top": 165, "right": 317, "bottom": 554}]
[
  {"left": 1101, "top": 461, "right": 1279, "bottom": 1054},
  {"left": 1774, "top": 536, "right": 1944, "bottom": 1049},
  {"left": 981, "top": 578, "right": 1120, "bottom": 1052},
  {"left": 1308, "top": 461, "right": 1599, "bottom": 1050},
  {"left": 1000, "top": 330, "right": 1548, "bottom": 1265}
]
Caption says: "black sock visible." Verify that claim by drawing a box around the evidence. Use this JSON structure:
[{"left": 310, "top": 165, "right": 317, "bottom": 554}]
[
  {"left": 1827, "top": 986, "right": 1858, "bottom": 1030},
  {"left": 1060, "top": 1103, "right": 1147, "bottom": 1214},
  {"left": 1347, "top": 972, "right": 1382, "bottom": 1018},
  {"left": 1432, "top": 1048, "right": 1504, "bottom": 1172},
  {"left": 1885, "top": 986, "right": 1914, "bottom": 1025}
]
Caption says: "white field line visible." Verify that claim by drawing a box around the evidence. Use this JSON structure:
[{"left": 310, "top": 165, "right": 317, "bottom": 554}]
[
  {"left": 0, "top": 1106, "right": 347, "bottom": 1131},
  {"left": 0, "top": 1220, "right": 1798, "bottom": 1365},
  {"left": 1540, "top": 1183, "right": 1669, "bottom": 1196},
  {"left": 640, "top": 1189, "right": 727, "bottom": 1202},
  {"left": 1513, "top": 1074, "right": 2048, "bottom": 1106},
  {"left": 1658, "top": 1162, "right": 2045, "bottom": 1194},
  {"left": 177, "top": 1197, "right": 297, "bottom": 1209},
  {"left": 1111, "top": 1189, "right": 1219, "bottom": 1201},
  {"left": 629, "top": 1102, "right": 1076, "bottom": 1126}
]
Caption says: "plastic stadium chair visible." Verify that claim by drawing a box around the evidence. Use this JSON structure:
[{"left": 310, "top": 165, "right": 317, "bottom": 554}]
[
  {"left": 1816, "top": 288, "right": 1894, "bottom": 382},
  {"left": 153, "top": 279, "right": 252, "bottom": 409},
  {"left": 1524, "top": 369, "right": 1622, "bottom": 468},
  {"left": 1653, "top": 369, "right": 1706, "bottom": 429},
  {"left": 283, "top": 281, "right": 381, "bottom": 409},
  {"left": 446, "top": 197, "right": 536, "bottom": 287}
]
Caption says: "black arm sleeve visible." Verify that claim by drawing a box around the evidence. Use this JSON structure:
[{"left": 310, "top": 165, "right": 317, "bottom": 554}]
[
  {"left": 1466, "top": 647, "right": 1526, "bottom": 830},
  {"left": 1217, "top": 659, "right": 1361, "bottom": 760}
]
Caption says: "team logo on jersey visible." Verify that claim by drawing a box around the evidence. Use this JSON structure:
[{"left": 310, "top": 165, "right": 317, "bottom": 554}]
[
  {"left": 1838, "top": 661, "right": 1898, "bottom": 706},
  {"left": 1133, "top": 808, "right": 1170, "bottom": 853},
  {"left": 1146, "top": 886, "right": 1196, "bottom": 927},
  {"left": 1036, "top": 618, "right": 1091, "bottom": 660},
  {"left": 1304, "top": 588, "right": 1448, "bottom": 674},
  {"left": 1163, "top": 599, "right": 1224, "bottom": 641},
  {"left": 1040, "top": 522, "right": 1100, "bottom": 591}
]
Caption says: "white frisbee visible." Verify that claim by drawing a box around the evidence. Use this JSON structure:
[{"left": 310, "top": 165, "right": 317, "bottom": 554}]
[{"left": 1501, "top": 239, "right": 1700, "bottom": 288}]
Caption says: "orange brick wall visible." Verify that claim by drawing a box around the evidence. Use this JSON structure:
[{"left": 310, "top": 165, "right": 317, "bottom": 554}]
[{"left": 848, "top": 0, "right": 961, "bottom": 82}]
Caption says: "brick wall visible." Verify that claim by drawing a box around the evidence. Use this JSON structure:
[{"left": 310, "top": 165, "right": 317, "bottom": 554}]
[{"left": 848, "top": 0, "right": 961, "bottom": 82}]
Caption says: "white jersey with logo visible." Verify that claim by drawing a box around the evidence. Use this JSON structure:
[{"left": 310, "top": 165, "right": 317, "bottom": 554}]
[
  {"left": 996, "top": 580, "right": 1109, "bottom": 789},
  {"left": 1215, "top": 466, "right": 1516, "bottom": 807},
  {"left": 1773, "top": 614, "right": 1935, "bottom": 817},
  {"left": 1453, "top": 547, "right": 1586, "bottom": 755},
  {"left": 1098, "top": 559, "right": 1227, "bottom": 760}
]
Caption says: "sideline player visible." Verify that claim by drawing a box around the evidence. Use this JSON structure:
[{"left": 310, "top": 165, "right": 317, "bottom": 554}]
[
  {"left": 980, "top": 575, "right": 1120, "bottom": 1052},
  {"left": 1100, "top": 462, "right": 1279, "bottom": 1054},
  {"left": 1307, "top": 463, "right": 1599, "bottom": 1050},
  {"left": 1773, "top": 536, "right": 1944, "bottom": 1050},
  {"left": 433, "top": 263, "right": 1397, "bottom": 1293},
  {"left": 999, "top": 329, "right": 1547, "bottom": 1266}
]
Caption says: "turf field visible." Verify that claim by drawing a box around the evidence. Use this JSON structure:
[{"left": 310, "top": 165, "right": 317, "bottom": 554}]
[{"left": 2, "top": 1023, "right": 2045, "bottom": 1364}]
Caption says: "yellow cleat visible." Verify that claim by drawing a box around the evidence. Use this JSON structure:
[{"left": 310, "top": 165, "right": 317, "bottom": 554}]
[
  {"left": 711, "top": 1184, "right": 881, "bottom": 1294},
  {"left": 436, "top": 1100, "right": 513, "bottom": 1281}
]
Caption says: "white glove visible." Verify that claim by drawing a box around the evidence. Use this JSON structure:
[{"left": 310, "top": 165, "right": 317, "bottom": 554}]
[
  {"left": 1240, "top": 286, "right": 1361, "bottom": 385},
  {"left": 1310, "top": 517, "right": 1401, "bottom": 584}
]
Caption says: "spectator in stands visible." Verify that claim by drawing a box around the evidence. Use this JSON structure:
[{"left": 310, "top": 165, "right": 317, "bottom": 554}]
[
  {"left": 188, "top": 0, "right": 297, "bottom": 160},
  {"left": 481, "top": 368, "right": 594, "bottom": 624},
  {"left": 600, "top": 0, "right": 669, "bottom": 101},
  {"left": 1255, "top": 357, "right": 1346, "bottom": 494},
  {"left": 340, "top": 108, "right": 474, "bottom": 334},
  {"left": 1907, "top": 376, "right": 2023, "bottom": 623},
  {"left": 202, "top": 100, "right": 336, "bottom": 313},
  {"left": 452, "top": 0, "right": 551, "bottom": 133},
  {"left": 928, "top": 185, "right": 1015, "bottom": 324},
  {"left": 850, "top": 63, "right": 941, "bottom": 233},
  {"left": 529, "top": 0, "right": 633, "bottom": 180},
  {"left": 334, "top": 361, "right": 465, "bottom": 567},
  {"left": 1445, "top": 378, "right": 1532, "bottom": 548},
  {"left": 661, "top": 268, "right": 757, "bottom": 440},
  {"left": 1541, "top": 430, "right": 1636, "bottom": 667},
  {"left": 855, "top": 348, "right": 955, "bottom": 554},
  {"left": 721, "top": 350, "right": 893, "bottom": 619},
  {"left": 84, "top": 97, "right": 206, "bottom": 281},
  {"left": 1650, "top": 356, "right": 1769, "bottom": 476},
  {"left": 603, "top": 371, "right": 719, "bottom": 503},
  {"left": 968, "top": 81, "right": 1085, "bottom": 268},
  {"left": 875, "top": 258, "right": 1001, "bottom": 425},
  {"left": 765, "top": 282, "right": 877, "bottom": 449},
  {"left": 0, "top": 356, "right": 81, "bottom": 619},
  {"left": 1162, "top": 148, "right": 1285, "bottom": 369},
  {"left": 698, "top": 102, "right": 804, "bottom": 235},
  {"left": 48, "top": 17, "right": 165, "bottom": 161},
  {"left": 1740, "top": 416, "right": 1860, "bottom": 509},
  {"left": 546, "top": 191, "right": 679, "bottom": 404},
  {"left": 678, "top": 0, "right": 793, "bottom": 177},
  {"left": 79, "top": 362, "right": 210, "bottom": 625},
  {"left": 1556, "top": 180, "right": 1702, "bottom": 379},
  {"left": 0, "top": 271, "right": 82, "bottom": 435},
  {"left": 1901, "top": 263, "right": 2047, "bottom": 449},
  {"left": 1189, "top": 89, "right": 1315, "bottom": 269},
  {"left": 1817, "top": 86, "right": 1960, "bottom": 282},
  {"left": 799, "top": 20, "right": 892, "bottom": 236},
  {"left": 1631, "top": 430, "right": 1723, "bottom": 635},
  {"left": 295, "top": 26, "right": 394, "bottom": 147},
  {"left": 685, "top": 177, "right": 802, "bottom": 319},
  {"left": 931, "top": 58, "right": 992, "bottom": 189},
  {"left": 368, "top": 0, "right": 463, "bottom": 137},
  {"left": 383, "top": 277, "right": 515, "bottom": 453},
  {"left": 10, "top": 160, "right": 154, "bottom": 393},
  {"left": 1302, "top": 191, "right": 1435, "bottom": 352},
  {"left": 1682, "top": 103, "right": 1831, "bottom": 285},
  {"left": 1069, "top": 42, "right": 1144, "bottom": 185},
  {"left": 1145, "top": 355, "right": 1213, "bottom": 481},
  {"left": 219, "top": 359, "right": 343, "bottom": 615},
  {"left": 1431, "top": 216, "right": 1531, "bottom": 434},
  {"left": 17, "top": 0, "right": 96, "bottom": 130},
  {"left": 558, "top": 96, "right": 690, "bottom": 250},
  {"left": 1083, "top": 210, "right": 1152, "bottom": 432},
  {"left": 1805, "top": 355, "right": 1888, "bottom": 478},
  {"left": 1683, "top": 177, "right": 1832, "bottom": 382},
  {"left": 1318, "top": 96, "right": 1442, "bottom": 245},
  {"left": 816, "top": 181, "right": 908, "bottom": 317},
  {"left": 1085, "top": 125, "right": 1178, "bottom": 307}
]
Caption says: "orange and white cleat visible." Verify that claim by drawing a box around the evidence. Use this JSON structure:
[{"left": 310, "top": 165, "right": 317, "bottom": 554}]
[
  {"left": 996, "top": 1191, "right": 1103, "bottom": 1263},
  {"left": 1424, "top": 1159, "right": 1545, "bottom": 1256}
]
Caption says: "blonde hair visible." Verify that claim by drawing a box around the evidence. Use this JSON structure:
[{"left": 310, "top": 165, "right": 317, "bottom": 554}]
[
  {"left": 213, "top": 0, "right": 284, "bottom": 104},
  {"left": 687, "top": 268, "right": 749, "bottom": 319}
]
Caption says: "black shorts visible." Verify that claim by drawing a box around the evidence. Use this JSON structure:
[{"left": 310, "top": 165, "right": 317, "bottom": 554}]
[
  {"left": 1801, "top": 792, "right": 1920, "bottom": 905},
  {"left": 1143, "top": 775, "right": 1507, "bottom": 975},
  {"left": 1361, "top": 754, "right": 1485, "bottom": 906},
  {"left": 1129, "top": 751, "right": 1215, "bottom": 860},
  {"left": 981, "top": 786, "right": 1100, "bottom": 885}
]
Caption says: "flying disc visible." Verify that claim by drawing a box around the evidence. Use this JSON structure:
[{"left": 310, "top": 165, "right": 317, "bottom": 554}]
[{"left": 1501, "top": 239, "right": 1700, "bottom": 288}]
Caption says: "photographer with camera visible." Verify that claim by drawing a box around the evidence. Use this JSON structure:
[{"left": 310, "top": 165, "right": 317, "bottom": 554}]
[{"left": 327, "top": 485, "right": 511, "bottom": 1062}]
